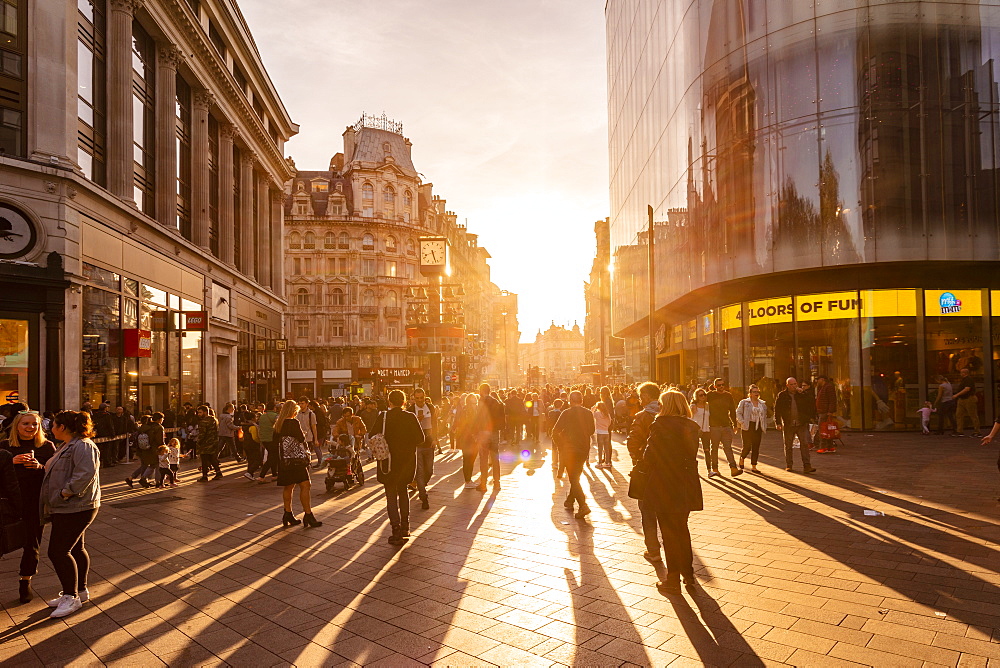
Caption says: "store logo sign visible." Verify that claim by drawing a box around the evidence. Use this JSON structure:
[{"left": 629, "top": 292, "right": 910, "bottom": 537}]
[{"left": 939, "top": 292, "right": 962, "bottom": 314}]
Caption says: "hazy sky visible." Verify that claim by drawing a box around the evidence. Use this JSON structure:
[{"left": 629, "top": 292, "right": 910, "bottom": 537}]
[{"left": 239, "top": 0, "right": 609, "bottom": 342}]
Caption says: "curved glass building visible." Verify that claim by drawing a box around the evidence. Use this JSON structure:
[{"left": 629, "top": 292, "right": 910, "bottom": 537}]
[{"left": 607, "top": 0, "right": 1000, "bottom": 429}]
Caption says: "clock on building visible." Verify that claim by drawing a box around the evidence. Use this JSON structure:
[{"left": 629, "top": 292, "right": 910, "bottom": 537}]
[
  {"left": 0, "top": 203, "right": 37, "bottom": 260},
  {"left": 419, "top": 237, "right": 447, "bottom": 276}
]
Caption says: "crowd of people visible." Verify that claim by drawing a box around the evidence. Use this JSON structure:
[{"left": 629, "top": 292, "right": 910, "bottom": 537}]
[{"left": 3, "top": 373, "right": 998, "bottom": 618}]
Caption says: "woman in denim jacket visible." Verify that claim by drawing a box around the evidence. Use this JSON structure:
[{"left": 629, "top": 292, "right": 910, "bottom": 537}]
[{"left": 39, "top": 411, "right": 101, "bottom": 619}]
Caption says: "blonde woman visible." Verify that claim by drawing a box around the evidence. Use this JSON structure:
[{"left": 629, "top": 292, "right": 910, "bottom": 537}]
[
  {"left": 737, "top": 385, "right": 767, "bottom": 473},
  {"left": 2, "top": 410, "right": 56, "bottom": 603},
  {"left": 641, "top": 389, "right": 703, "bottom": 594},
  {"left": 274, "top": 400, "right": 321, "bottom": 528}
]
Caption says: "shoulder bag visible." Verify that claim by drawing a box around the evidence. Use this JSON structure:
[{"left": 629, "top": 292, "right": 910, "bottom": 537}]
[
  {"left": 369, "top": 412, "right": 391, "bottom": 475},
  {"left": 627, "top": 460, "right": 649, "bottom": 500},
  {"left": 279, "top": 430, "right": 311, "bottom": 468}
]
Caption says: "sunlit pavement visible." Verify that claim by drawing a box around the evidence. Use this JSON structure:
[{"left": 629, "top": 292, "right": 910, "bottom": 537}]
[{"left": 2, "top": 432, "right": 1000, "bottom": 667}]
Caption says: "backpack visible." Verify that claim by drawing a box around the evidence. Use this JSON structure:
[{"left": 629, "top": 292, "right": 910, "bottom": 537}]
[
  {"left": 280, "top": 434, "right": 311, "bottom": 467},
  {"left": 136, "top": 432, "right": 151, "bottom": 450}
]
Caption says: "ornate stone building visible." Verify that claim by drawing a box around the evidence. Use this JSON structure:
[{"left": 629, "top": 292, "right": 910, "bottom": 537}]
[
  {"left": 520, "top": 322, "right": 586, "bottom": 386},
  {"left": 584, "top": 218, "right": 625, "bottom": 383},
  {"left": 283, "top": 115, "right": 511, "bottom": 397},
  {"left": 0, "top": 0, "right": 295, "bottom": 412}
]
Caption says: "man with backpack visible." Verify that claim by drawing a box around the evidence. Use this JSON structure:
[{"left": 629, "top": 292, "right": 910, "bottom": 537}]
[{"left": 125, "top": 412, "right": 163, "bottom": 488}]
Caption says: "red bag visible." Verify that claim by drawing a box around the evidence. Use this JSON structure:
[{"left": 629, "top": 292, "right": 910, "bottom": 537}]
[{"left": 819, "top": 420, "right": 840, "bottom": 440}]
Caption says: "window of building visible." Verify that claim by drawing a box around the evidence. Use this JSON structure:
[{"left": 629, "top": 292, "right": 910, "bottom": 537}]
[
  {"left": 325, "top": 258, "right": 335, "bottom": 275},
  {"left": 312, "top": 181, "right": 328, "bottom": 192},
  {"left": 331, "top": 322, "right": 344, "bottom": 337},
  {"left": 362, "top": 322, "right": 374, "bottom": 341},
  {"left": 384, "top": 185, "right": 395, "bottom": 205},
  {"left": 361, "top": 289, "right": 375, "bottom": 306},
  {"left": 405, "top": 238, "right": 415, "bottom": 256},
  {"left": 303, "top": 258, "right": 313, "bottom": 275},
  {"left": 385, "top": 260, "right": 397, "bottom": 277},
  {"left": 77, "top": 0, "right": 105, "bottom": 181},
  {"left": 330, "top": 287, "right": 345, "bottom": 306},
  {"left": 361, "top": 258, "right": 375, "bottom": 276},
  {"left": 385, "top": 235, "right": 397, "bottom": 253},
  {"left": 233, "top": 64, "right": 248, "bottom": 95},
  {"left": 295, "top": 288, "right": 309, "bottom": 306},
  {"left": 303, "top": 231, "right": 315, "bottom": 249},
  {"left": 294, "top": 202, "right": 307, "bottom": 215},
  {"left": 0, "top": 0, "right": 25, "bottom": 157},
  {"left": 296, "top": 320, "right": 308, "bottom": 338},
  {"left": 292, "top": 258, "right": 300, "bottom": 275},
  {"left": 387, "top": 324, "right": 399, "bottom": 342},
  {"left": 131, "top": 22, "right": 155, "bottom": 215},
  {"left": 330, "top": 200, "right": 344, "bottom": 216},
  {"left": 404, "top": 190, "right": 412, "bottom": 208},
  {"left": 288, "top": 231, "right": 301, "bottom": 249},
  {"left": 208, "top": 114, "right": 219, "bottom": 257},
  {"left": 338, "top": 258, "right": 348, "bottom": 275},
  {"left": 363, "top": 206, "right": 373, "bottom": 218},
  {"left": 362, "top": 183, "right": 373, "bottom": 200},
  {"left": 362, "top": 233, "right": 374, "bottom": 250},
  {"left": 386, "top": 290, "right": 398, "bottom": 307},
  {"left": 324, "top": 231, "right": 335, "bottom": 248},
  {"left": 338, "top": 231, "right": 349, "bottom": 248},
  {"left": 175, "top": 77, "right": 192, "bottom": 237},
  {"left": 208, "top": 19, "right": 226, "bottom": 58}
]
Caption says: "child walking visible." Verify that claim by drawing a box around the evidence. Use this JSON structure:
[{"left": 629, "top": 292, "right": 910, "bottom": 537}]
[
  {"left": 156, "top": 439, "right": 180, "bottom": 487},
  {"left": 918, "top": 401, "right": 936, "bottom": 435}
]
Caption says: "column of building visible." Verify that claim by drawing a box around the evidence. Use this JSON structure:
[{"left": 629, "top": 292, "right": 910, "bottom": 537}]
[
  {"left": 191, "top": 90, "right": 214, "bottom": 250},
  {"left": 218, "top": 125, "right": 237, "bottom": 265},
  {"left": 256, "top": 171, "right": 271, "bottom": 287},
  {"left": 154, "top": 44, "right": 180, "bottom": 228},
  {"left": 239, "top": 152, "right": 256, "bottom": 279},
  {"left": 106, "top": 0, "right": 142, "bottom": 201}
]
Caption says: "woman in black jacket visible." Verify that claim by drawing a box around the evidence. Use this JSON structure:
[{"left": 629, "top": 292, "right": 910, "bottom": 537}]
[
  {"left": 2, "top": 410, "right": 55, "bottom": 603},
  {"left": 274, "top": 400, "right": 321, "bottom": 528},
  {"left": 372, "top": 390, "right": 424, "bottom": 546},
  {"left": 642, "top": 388, "right": 704, "bottom": 594}
]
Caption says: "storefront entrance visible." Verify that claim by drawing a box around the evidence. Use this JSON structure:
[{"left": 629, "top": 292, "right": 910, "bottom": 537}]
[{"left": 0, "top": 317, "right": 30, "bottom": 404}]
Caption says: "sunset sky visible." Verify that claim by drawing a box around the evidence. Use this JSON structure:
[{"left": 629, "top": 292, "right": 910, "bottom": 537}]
[{"left": 239, "top": 0, "right": 609, "bottom": 342}]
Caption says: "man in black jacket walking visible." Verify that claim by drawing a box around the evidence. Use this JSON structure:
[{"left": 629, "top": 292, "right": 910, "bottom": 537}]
[
  {"left": 553, "top": 390, "right": 596, "bottom": 518},
  {"left": 474, "top": 383, "right": 506, "bottom": 492},
  {"left": 774, "top": 377, "right": 817, "bottom": 473}
]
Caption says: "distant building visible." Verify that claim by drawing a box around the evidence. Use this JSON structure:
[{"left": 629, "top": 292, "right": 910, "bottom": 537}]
[
  {"left": 0, "top": 0, "right": 296, "bottom": 411},
  {"left": 282, "top": 115, "right": 510, "bottom": 397},
  {"left": 583, "top": 218, "right": 625, "bottom": 383},
  {"left": 520, "top": 323, "right": 585, "bottom": 386}
]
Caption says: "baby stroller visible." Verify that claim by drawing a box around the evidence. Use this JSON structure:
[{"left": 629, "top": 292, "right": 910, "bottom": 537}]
[{"left": 324, "top": 439, "right": 364, "bottom": 492}]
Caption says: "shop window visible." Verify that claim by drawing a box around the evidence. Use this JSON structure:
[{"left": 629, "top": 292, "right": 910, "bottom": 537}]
[
  {"left": 924, "top": 289, "right": 984, "bottom": 432},
  {"left": 0, "top": 318, "right": 28, "bottom": 401},
  {"left": 82, "top": 286, "right": 120, "bottom": 407},
  {"left": 744, "top": 297, "right": 796, "bottom": 407}
]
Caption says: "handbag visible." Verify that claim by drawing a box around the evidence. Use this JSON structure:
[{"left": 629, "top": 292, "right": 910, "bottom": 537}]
[
  {"left": 279, "top": 434, "right": 311, "bottom": 467},
  {"left": 0, "top": 495, "right": 24, "bottom": 557},
  {"left": 627, "top": 462, "right": 648, "bottom": 500}
]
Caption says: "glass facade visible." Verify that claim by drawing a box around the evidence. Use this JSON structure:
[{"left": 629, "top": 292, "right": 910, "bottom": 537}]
[
  {"left": 81, "top": 263, "right": 203, "bottom": 413},
  {"left": 608, "top": 0, "right": 1000, "bottom": 428}
]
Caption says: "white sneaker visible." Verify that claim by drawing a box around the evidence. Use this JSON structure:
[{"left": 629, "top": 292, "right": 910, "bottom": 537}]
[
  {"left": 464, "top": 481, "right": 477, "bottom": 489},
  {"left": 47, "top": 588, "right": 89, "bottom": 607},
  {"left": 243, "top": 472, "right": 255, "bottom": 480},
  {"left": 49, "top": 594, "right": 82, "bottom": 618}
]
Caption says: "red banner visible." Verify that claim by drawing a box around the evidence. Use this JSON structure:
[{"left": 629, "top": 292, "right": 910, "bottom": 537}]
[
  {"left": 183, "top": 311, "right": 209, "bottom": 330},
  {"left": 123, "top": 329, "right": 152, "bottom": 358}
]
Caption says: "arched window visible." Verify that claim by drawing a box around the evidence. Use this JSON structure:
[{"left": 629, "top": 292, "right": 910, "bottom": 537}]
[
  {"left": 404, "top": 190, "right": 412, "bottom": 207},
  {"left": 303, "top": 231, "right": 315, "bottom": 249},
  {"left": 362, "top": 183, "right": 374, "bottom": 200},
  {"left": 295, "top": 287, "right": 309, "bottom": 306},
  {"left": 324, "top": 231, "right": 336, "bottom": 248},
  {"left": 405, "top": 238, "right": 415, "bottom": 256},
  {"left": 386, "top": 290, "right": 398, "bottom": 307},
  {"left": 288, "top": 231, "right": 301, "bottom": 249},
  {"left": 384, "top": 185, "right": 395, "bottom": 205},
  {"left": 385, "top": 235, "right": 397, "bottom": 253},
  {"left": 361, "top": 289, "right": 375, "bottom": 307},
  {"left": 362, "top": 233, "right": 375, "bottom": 250},
  {"left": 330, "top": 287, "right": 345, "bottom": 306},
  {"left": 338, "top": 231, "right": 349, "bottom": 248}
]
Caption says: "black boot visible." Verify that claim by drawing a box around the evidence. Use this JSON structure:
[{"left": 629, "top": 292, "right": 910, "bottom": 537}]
[
  {"left": 401, "top": 522, "right": 411, "bottom": 537},
  {"left": 388, "top": 526, "right": 408, "bottom": 545},
  {"left": 302, "top": 512, "right": 322, "bottom": 528},
  {"left": 18, "top": 579, "right": 31, "bottom": 604},
  {"left": 282, "top": 510, "right": 301, "bottom": 527},
  {"left": 657, "top": 574, "right": 681, "bottom": 595}
]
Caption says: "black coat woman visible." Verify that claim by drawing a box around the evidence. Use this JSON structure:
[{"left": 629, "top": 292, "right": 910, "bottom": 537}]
[
  {"left": 372, "top": 389, "right": 424, "bottom": 546},
  {"left": 641, "top": 388, "right": 704, "bottom": 594},
  {"left": 2, "top": 410, "right": 56, "bottom": 603},
  {"left": 274, "top": 400, "right": 321, "bottom": 528}
]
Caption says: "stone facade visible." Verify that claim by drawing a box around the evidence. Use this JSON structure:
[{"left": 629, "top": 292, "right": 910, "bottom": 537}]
[
  {"left": 520, "top": 323, "right": 586, "bottom": 386},
  {"left": 283, "top": 116, "right": 513, "bottom": 397},
  {"left": 0, "top": 0, "right": 296, "bottom": 412}
]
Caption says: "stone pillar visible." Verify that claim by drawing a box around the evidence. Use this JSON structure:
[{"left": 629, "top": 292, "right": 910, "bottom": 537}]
[
  {"left": 107, "top": 0, "right": 143, "bottom": 201},
  {"left": 190, "top": 89, "right": 214, "bottom": 249},
  {"left": 239, "top": 151, "right": 256, "bottom": 278},
  {"left": 154, "top": 44, "right": 181, "bottom": 228},
  {"left": 218, "top": 124, "right": 237, "bottom": 265},
  {"left": 256, "top": 172, "right": 271, "bottom": 286},
  {"left": 271, "top": 191, "right": 284, "bottom": 292}
]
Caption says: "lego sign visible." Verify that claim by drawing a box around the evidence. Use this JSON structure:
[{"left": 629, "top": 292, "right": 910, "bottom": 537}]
[
  {"left": 183, "top": 311, "right": 208, "bottom": 330},
  {"left": 123, "top": 329, "right": 152, "bottom": 358}
]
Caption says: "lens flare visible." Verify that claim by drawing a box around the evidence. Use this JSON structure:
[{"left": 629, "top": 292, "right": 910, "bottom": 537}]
[{"left": 521, "top": 449, "right": 531, "bottom": 458}]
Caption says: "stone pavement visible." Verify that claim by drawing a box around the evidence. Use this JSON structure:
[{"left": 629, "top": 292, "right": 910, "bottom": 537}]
[{"left": 2, "top": 430, "right": 1000, "bottom": 667}]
